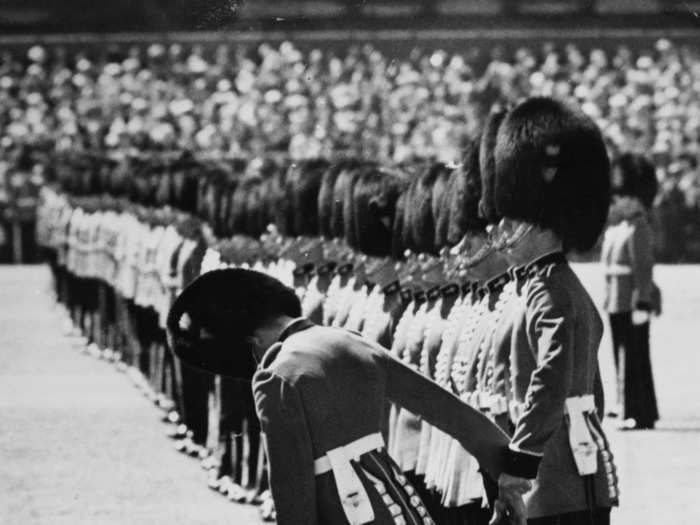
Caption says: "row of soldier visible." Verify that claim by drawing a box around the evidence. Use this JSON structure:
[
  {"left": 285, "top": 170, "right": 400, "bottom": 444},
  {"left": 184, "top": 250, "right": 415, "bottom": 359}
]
[{"left": 38, "top": 97, "right": 619, "bottom": 524}]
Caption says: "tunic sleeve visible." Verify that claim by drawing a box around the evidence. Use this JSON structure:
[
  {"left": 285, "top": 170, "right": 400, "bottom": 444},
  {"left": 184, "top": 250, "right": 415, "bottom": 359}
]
[
  {"left": 505, "top": 279, "right": 575, "bottom": 479},
  {"left": 629, "top": 219, "right": 654, "bottom": 309},
  {"left": 376, "top": 349, "right": 510, "bottom": 479},
  {"left": 253, "top": 370, "right": 318, "bottom": 525},
  {"left": 593, "top": 364, "right": 605, "bottom": 419}
]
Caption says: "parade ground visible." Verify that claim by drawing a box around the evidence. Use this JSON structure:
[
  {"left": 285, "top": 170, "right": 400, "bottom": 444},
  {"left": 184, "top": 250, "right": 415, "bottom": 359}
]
[{"left": 1, "top": 264, "right": 699, "bottom": 525}]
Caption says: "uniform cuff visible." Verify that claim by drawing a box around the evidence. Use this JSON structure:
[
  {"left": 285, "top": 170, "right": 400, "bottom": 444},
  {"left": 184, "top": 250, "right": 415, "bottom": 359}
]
[{"left": 503, "top": 446, "right": 542, "bottom": 479}]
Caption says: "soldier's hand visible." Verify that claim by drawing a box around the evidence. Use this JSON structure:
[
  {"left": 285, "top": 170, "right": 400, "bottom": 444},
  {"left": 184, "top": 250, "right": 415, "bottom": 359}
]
[
  {"left": 489, "top": 497, "right": 527, "bottom": 525},
  {"left": 489, "top": 473, "right": 531, "bottom": 525}
]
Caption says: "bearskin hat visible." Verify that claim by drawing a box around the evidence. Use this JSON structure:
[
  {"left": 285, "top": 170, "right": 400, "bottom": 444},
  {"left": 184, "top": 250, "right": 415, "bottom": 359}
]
[
  {"left": 319, "top": 159, "right": 362, "bottom": 239},
  {"left": 216, "top": 171, "right": 240, "bottom": 238},
  {"left": 260, "top": 165, "right": 292, "bottom": 235},
  {"left": 391, "top": 189, "right": 409, "bottom": 259},
  {"left": 494, "top": 97, "right": 610, "bottom": 252},
  {"left": 244, "top": 177, "right": 268, "bottom": 238},
  {"left": 434, "top": 166, "right": 454, "bottom": 248},
  {"left": 351, "top": 166, "right": 406, "bottom": 257},
  {"left": 166, "top": 269, "right": 301, "bottom": 379},
  {"left": 445, "top": 138, "right": 488, "bottom": 245},
  {"left": 334, "top": 162, "right": 366, "bottom": 247},
  {"left": 406, "top": 162, "right": 447, "bottom": 255},
  {"left": 478, "top": 109, "right": 508, "bottom": 224},
  {"left": 430, "top": 163, "right": 453, "bottom": 249},
  {"left": 171, "top": 159, "right": 201, "bottom": 214},
  {"left": 198, "top": 164, "right": 228, "bottom": 232},
  {"left": 154, "top": 165, "right": 173, "bottom": 208},
  {"left": 611, "top": 152, "right": 658, "bottom": 209},
  {"left": 284, "top": 159, "right": 329, "bottom": 237},
  {"left": 97, "top": 156, "right": 118, "bottom": 196},
  {"left": 229, "top": 175, "right": 257, "bottom": 235}
]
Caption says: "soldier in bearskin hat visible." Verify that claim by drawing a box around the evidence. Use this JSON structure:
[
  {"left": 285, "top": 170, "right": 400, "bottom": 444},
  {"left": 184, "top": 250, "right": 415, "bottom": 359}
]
[
  {"left": 441, "top": 129, "right": 516, "bottom": 524},
  {"left": 601, "top": 152, "right": 660, "bottom": 430},
  {"left": 491, "top": 97, "right": 619, "bottom": 524},
  {"left": 166, "top": 268, "right": 529, "bottom": 525}
]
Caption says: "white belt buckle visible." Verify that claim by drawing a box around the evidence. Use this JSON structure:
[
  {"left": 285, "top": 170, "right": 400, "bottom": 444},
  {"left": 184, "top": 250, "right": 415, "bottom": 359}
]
[
  {"left": 326, "top": 446, "right": 375, "bottom": 525},
  {"left": 565, "top": 395, "right": 598, "bottom": 476}
]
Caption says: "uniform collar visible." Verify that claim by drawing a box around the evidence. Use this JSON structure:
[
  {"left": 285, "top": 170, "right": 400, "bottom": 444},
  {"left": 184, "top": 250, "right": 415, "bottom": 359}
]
[
  {"left": 257, "top": 318, "right": 315, "bottom": 370},
  {"left": 521, "top": 250, "right": 567, "bottom": 279},
  {"left": 277, "top": 317, "right": 315, "bottom": 344},
  {"left": 485, "top": 271, "right": 510, "bottom": 293},
  {"left": 441, "top": 282, "right": 461, "bottom": 298}
]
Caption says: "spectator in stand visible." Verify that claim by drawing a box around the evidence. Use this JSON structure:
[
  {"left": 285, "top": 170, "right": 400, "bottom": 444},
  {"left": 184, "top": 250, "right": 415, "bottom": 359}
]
[{"left": 2, "top": 38, "right": 700, "bottom": 259}]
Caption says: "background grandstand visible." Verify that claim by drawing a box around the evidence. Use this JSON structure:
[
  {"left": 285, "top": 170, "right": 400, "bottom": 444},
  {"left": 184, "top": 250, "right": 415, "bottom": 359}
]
[{"left": 3, "top": 1, "right": 700, "bottom": 262}]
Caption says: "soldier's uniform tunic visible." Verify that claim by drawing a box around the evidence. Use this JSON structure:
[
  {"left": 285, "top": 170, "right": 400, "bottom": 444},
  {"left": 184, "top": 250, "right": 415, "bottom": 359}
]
[
  {"left": 505, "top": 252, "right": 619, "bottom": 522},
  {"left": 600, "top": 206, "right": 659, "bottom": 428},
  {"left": 254, "top": 318, "right": 515, "bottom": 525}
]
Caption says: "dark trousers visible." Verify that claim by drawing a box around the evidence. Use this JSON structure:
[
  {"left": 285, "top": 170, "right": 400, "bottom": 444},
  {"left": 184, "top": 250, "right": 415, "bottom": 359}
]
[
  {"left": 529, "top": 507, "right": 610, "bottom": 525},
  {"left": 609, "top": 313, "right": 659, "bottom": 428},
  {"left": 216, "top": 377, "right": 261, "bottom": 486},
  {"left": 402, "top": 471, "right": 492, "bottom": 525}
]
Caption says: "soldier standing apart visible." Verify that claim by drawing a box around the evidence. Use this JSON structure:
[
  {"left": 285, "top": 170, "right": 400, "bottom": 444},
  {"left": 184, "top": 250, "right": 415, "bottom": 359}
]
[
  {"left": 167, "top": 268, "right": 530, "bottom": 525},
  {"left": 601, "top": 153, "right": 660, "bottom": 430},
  {"left": 490, "top": 97, "right": 619, "bottom": 524}
]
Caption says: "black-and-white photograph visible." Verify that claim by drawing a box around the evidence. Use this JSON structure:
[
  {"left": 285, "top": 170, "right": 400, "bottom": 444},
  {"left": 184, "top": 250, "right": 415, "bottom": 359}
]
[{"left": 1, "top": 1, "right": 699, "bottom": 524}]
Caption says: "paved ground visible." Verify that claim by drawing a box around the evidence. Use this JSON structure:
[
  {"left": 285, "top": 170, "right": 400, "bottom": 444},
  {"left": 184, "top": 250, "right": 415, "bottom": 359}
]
[
  {"left": 0, "top": 266, "right": 259, "bottom": 525},
  {"left": 574, "top": 264, "right": 700, "bottom": 525},
  {"left": 0, "top": 264, "right": 699, "bottom": 524}
]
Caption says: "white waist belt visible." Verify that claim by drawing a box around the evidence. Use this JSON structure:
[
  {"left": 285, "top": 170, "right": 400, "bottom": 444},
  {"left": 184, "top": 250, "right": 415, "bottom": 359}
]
[
  {"left": 314, "top": 432, "right": 384, "bottom": 525},
  {"left": 314, "top": 432, "right": 385, "bottom": 475},
  {"left": 464, "top": 392, "right": 509, "bottom": 416},
  {"left": 604, "top": 264, "right": 632, "bottom": 276}
]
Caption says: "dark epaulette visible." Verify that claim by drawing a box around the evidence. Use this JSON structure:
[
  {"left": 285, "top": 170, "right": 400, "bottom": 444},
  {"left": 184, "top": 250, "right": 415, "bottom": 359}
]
[
  {"left": 382, "top": 280, "right": 401, "bottom": 296},
  {"left": 460, "top": 281, "right": 473, "bottom": 296},
  {"left": 337, "top": 262, "right": 354, "bottom": 276},
  {"left": 509, "top": 264, "right": 529, "bottom": 294},
  {"left": 316, "top": 261, "right": 337, "bottom": 277},
  {"left": 486, "top": 272, "right": 510, "bottom": 294},
  {"left": 474, "top": 284, "right": 489, "bottom": 301},
  {"left": 523, "top": 251, "right": 567, "bottom": 279},
  {"left": 292, "top": 263, "right": 315, "bottom": 278},
  {"left": 441, "top": 282, "right": 461, "bottom": 298},
  {"left": 426, "top": 285, "right": 442, "bottom": 302},
  {"left": 413, "top": 289, "right": 428, "bottom": 304}
]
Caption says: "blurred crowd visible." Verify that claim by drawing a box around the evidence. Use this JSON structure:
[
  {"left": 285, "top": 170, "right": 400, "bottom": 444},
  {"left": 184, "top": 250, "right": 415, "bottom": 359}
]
[{"left": 1, "top": 37, "right": 700, "bottom": 260}]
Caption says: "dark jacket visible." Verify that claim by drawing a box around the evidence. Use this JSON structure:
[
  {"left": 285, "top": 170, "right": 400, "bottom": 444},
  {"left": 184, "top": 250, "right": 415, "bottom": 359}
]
[
  {"left": 601, "top": 202, "right": 656, "bottom": 313},
  {"left": 505, "top": 254, "right": 619, "bottom": 518},
  {"left": 253, "top": 320, "right": 511, "bottom": 525}
]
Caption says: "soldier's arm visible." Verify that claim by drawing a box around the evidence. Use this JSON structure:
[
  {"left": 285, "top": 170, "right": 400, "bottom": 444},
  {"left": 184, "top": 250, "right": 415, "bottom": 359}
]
[
  {"left": 505, "top": 279, "right": 575, "bottom": 479},
  {"left": 253, "top": 370, "right": 318, "bottom": 525},
  {"left": 593, "top": 364, "right": 605, "bottom": 419},
  {"left": 376, "top": 347, "right": 510, "bottom": 479}
]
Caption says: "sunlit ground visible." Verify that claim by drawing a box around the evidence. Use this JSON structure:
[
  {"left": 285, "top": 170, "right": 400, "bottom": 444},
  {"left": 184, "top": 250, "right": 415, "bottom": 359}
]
[{"left": 573, "top": 263, "right": 700, "bottom": 525}]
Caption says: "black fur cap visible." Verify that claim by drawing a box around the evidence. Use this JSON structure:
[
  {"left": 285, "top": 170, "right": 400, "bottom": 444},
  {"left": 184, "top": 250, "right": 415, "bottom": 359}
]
[
  {"left": 166, "top": 269, "right": 302, "bottom": 379},
  {"left": 351, "top": 166, "right": 407, "bottom": 257},
  {"left": 446, "top": 137, "right": 488, "bottom": 245},
  {"left": 494, "top": 97, "right": 610, "bottom": 252},
  {"left": 611, "top": 152, "right": 658, "bottom": 209},
  {"left": 479, "top": 109, "right": 508, "bottom": 224}
]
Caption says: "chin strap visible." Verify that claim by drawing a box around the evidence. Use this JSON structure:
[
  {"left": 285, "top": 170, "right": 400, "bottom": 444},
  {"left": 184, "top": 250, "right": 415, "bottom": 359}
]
[{"left": 500, "top": 222, "right": 534, "bottom": 251}]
